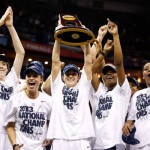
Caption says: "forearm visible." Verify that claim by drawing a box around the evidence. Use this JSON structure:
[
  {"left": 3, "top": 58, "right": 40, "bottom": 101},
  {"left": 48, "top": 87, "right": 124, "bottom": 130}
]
[
  {"left": 91, "top": 33, "right": 104, "bottom": 59},
  {"left": 90, "top": 44, "right": 97, "bottom": 60},
  {"left": 92, "top": 51, "right": 105, "bottom": 74},
  {"left": 126, "top": 120, "right": 135, "bottom": 125},
  {"left": 51, "top": 41, "right": 61, "bottom": 81},
  {"left": 97, "top": 33, "right": 104, "bottom": 42},
  {"left": 7, "top": 124, "right": 16, "bottom": 145},
  {"left": 91, "top": 46, "right": 104, "bottom": 91},
  {"left": 84, "top": 44, "right": 92, "bottom": 64},
  {"left": 83, "top": 44, "right": 92, "bottom": 79},
  {"left": 42, "top": 75, "right": 51, "bottom": 96},
  {"left": 113, "top": 34, "right": 123, "bottom": 65},
  {"left": 7, "top": 25, "right": 25, "bottom": 77},
  {"left": 7, "top": 26, "right": 25, "bottom": 55},
  {"left": 7, "top": 124, "right": 23, "bottom": 150},
  {"left": 52, "top": 40, "right": 60, "bottom": 63},
  {"left": 91, "top": 38, "right": 102, "bottom": 58}
]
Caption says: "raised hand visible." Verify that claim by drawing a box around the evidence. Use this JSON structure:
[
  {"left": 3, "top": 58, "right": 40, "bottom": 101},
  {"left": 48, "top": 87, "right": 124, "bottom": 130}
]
[
  {"left": 103, "top": 39, "right": 114, "bottom": 54},
  {"left": 55, "top": 15, "right": 62, "bottom": 31},
  {"left": 0, "top": 6, "right": 11, "bottom": 27},
  {"left": 97, "top": 25, "right": 108, "bottom": 42},
  {"left": 4, "top": 6, "right": 13, "bottom": 27},
  {"left": 80, "top": 43, "right": 91, "bottom": 55},
  {"left": 107, "top": 18, "right": 118, "bottom": 35}
]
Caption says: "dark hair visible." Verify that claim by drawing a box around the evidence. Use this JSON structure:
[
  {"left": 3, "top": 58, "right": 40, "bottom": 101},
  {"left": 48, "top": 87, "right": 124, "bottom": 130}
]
[
  {"left": 0, "top": 55, "right": 10, "bottom": 74},
  {"left": 6, "top": 62, "right": 10, "bottom": 75}
]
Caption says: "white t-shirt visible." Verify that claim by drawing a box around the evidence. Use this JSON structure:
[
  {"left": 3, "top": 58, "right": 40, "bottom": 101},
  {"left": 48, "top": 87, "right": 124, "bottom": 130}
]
[
  {"left": 4, "top": 91, "right": 52, "bottom": 150},
  {"left": 90, "top": 78, "right": 131, "bottom": 149},
  {"left": 0, "top": 67, "right": 18, "bottom": 133},
  {"left": 16, "top": 79, "right": 26, "bottom": 92},
  {"left": 47, "top": 69, "right": 95, "bottom": 140},
  {"left": 128, "top": 87, "right": 150, "bottom": 150}
]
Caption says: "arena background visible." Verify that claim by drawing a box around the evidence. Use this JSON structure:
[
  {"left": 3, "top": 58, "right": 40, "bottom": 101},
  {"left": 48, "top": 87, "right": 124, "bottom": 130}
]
[{"left": 0, "top": 0, "right": 150, "bottom": 88}]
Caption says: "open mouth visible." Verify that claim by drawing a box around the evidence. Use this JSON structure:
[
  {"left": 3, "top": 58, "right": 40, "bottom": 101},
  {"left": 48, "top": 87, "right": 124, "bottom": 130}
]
[
  {"left": 28, "top": 82, "right": 35, "bottom": 88},
  {"left": 29, "top": 82, "right": 35, "bottom": 85},
  {"left": 106, "top": 76, "right": 113, "bottom": 79},
  {"left": 68, "top": 77, "right": 75, "bottom": 81}
]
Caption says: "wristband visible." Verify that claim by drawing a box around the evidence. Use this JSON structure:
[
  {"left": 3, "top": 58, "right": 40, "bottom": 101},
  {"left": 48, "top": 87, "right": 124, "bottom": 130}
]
[
  {"left": 96, "top": 50, "right": 106, "bottom": 58},
  {"left": 13, "top": 144, "right": 19, "bottom": 150}
]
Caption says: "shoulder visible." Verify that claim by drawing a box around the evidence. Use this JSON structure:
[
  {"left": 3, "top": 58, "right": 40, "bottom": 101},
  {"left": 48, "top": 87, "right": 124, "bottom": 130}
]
[
  {"left": 116, "top": 78, "right": 130, "bottom": 92},
  {"left": 133, "top": 88, "right": 147, "bottom": 97},
  {"left": 7, "top": 67, "right": 16, "bottom": 77},
  {"left": 40, "top": 91, "right": 52, "bottom": 98},
  {"left": 40, "top": 92, "right": 53, "bottom": 104},
  {"left": 11, "top": 91, "right": 24, "bottom": 100}
]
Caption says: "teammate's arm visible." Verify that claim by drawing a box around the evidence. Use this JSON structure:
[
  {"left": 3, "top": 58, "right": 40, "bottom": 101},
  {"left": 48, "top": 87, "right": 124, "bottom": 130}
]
[
  {"left": 4, "top": 6, "right": 25, "bottom": 78},
  {"left": 7, "top": 122, "right": 23, "bottom": 149}
]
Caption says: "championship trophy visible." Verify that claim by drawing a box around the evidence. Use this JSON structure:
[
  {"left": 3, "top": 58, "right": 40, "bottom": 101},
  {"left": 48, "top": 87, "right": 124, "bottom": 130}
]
[{"left": 54, "top": 14, "right": 95, "bottom": 46}]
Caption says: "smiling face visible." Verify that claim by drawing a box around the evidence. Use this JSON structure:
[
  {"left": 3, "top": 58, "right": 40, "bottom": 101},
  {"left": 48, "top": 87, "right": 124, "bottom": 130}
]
[
  {"left": 102, "top": 70, "right": 117, "bottom": 90},
  {"left": 62, "top": 69, "right": 80, "bottom": 88},
  {"left": 143, "top": 62, "right": 150, "bottom": 87},
  {"left": 0, "top": 61, "right": 9, "bottom": 81},
  {"left": 25, "top": 70, "right": 43, "bottom": 93}
]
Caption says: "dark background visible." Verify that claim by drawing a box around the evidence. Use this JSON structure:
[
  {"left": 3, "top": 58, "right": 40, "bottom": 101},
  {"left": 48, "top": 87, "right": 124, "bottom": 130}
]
[{"left": 0, "top": 0, "right": 150, "bottom": 87}]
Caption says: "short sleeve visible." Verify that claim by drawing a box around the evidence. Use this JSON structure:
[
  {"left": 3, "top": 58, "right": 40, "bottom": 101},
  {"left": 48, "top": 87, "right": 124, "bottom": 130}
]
[
  {"left": 6, "top": 67, "right": 19, "bottom": 92},
  {"left": 51, "top": 70, "right": 64, "bottom": 94}
]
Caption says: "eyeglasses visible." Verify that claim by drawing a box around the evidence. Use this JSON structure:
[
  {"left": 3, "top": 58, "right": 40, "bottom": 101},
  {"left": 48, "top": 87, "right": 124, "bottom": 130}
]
[{"left": 65, "top": 72, "right": 78, "bottom": 76}]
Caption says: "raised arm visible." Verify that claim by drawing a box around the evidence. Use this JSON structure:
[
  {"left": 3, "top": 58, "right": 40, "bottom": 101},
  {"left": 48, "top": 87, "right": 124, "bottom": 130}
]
[
  {"left": 91, "top": 25, "right": 108, "bottom": 62},
  {"left": 42, "top": 41, "right": 61, "bottom": 96},
  {"left": 42, "top": 75, "right": 51, "bottom": 96},
  {"left": 51, "top": 40, "right": 61, "bottom": 82},
  {"left": 92, "top": 39, "right": 113, "bottom": 91},
  {"left": 90, "top": 25, "right": 108, "bottom": 91},
  {"left": 43, "top": 61, "right": 64, "bottom": 95},
  {"left": 4, "top": 6, "right": 25, "bottom": 77},
  {"left": 107, "top": 18, "right": 125, "bottom": 86},
  {"left": 0, "top": 6, "right": 10, "bottom": 27},
  {"left": 51, "top": 17, "right": 62, "bottom": 82},
  {"left": 82, "top": 44, "right": 92, "bottom": 80}
]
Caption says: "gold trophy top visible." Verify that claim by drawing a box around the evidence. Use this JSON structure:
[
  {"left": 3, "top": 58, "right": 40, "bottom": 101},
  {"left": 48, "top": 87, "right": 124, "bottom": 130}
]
[{"left": 54, "top": 14, "right": 95, "bottom": 46}]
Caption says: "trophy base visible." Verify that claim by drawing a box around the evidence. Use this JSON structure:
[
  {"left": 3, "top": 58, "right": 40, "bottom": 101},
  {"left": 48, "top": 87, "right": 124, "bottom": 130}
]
[{"left": 54, "top": 27, "right": 95, "bottom": 46}]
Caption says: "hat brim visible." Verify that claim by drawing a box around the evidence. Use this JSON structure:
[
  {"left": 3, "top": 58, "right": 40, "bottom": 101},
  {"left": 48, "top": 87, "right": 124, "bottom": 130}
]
[
  {"left": 102, "top": 66, "right": 116, "bottom": 74},
  {"left": 122, "top": 126, "right": 140, "bottom": 145},
  {"left": 24, "top": 67, "right": 43, "bottom": 76},
  {"left": 0, "top": 55, "right": 8, "bottom": 62},
  {"left": 127, "top": 77, "right": 140, "bottom": 89},
  {"left": 63, "top": 68, "right": 80, "bottom": 74},
  {"left": 122, "top": 135, "right": 140, "bottom": 145},
  {"left": 64, "top": 68, "right": 79, "bottom": 73}
]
